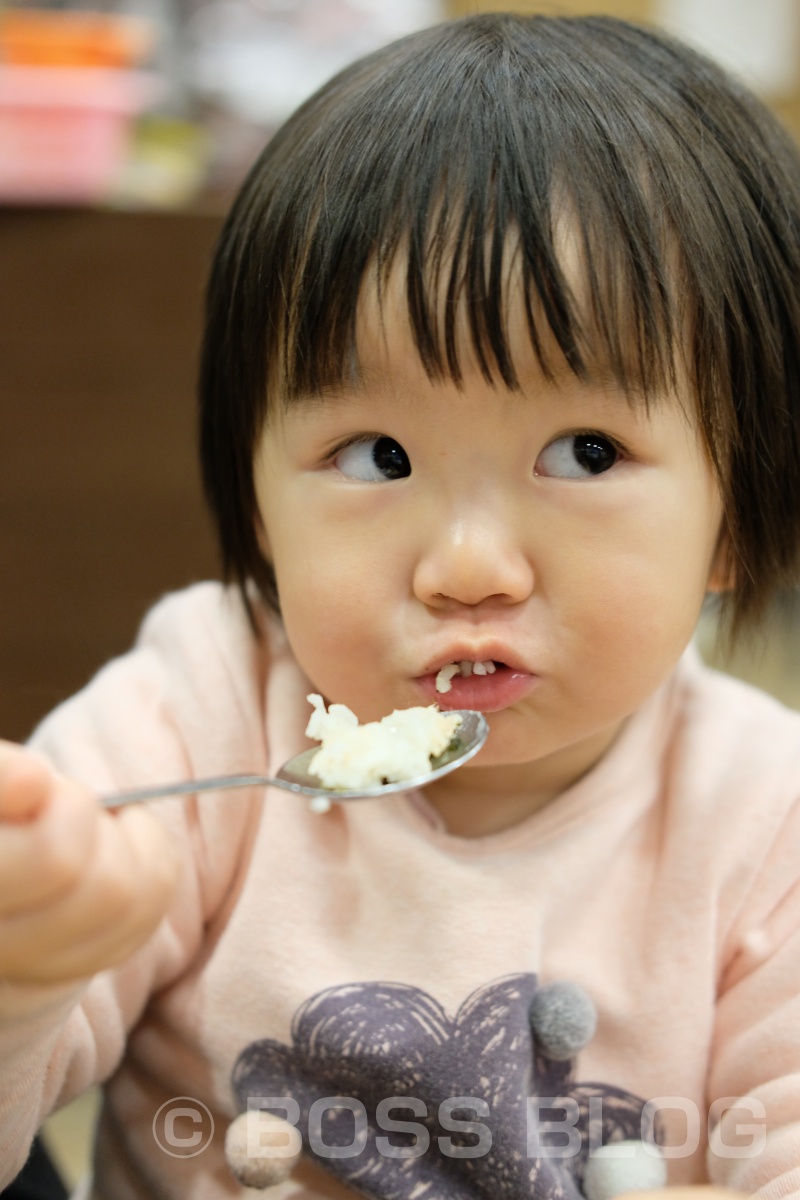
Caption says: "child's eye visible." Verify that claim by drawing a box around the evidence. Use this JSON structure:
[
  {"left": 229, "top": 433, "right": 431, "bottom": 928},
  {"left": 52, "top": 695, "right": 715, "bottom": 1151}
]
[
  {"left": 534, "top": 433, "right": 623, "bottom": 479},
  {"left": 334, "top": 436, "right": 412, "bottom": 481}
]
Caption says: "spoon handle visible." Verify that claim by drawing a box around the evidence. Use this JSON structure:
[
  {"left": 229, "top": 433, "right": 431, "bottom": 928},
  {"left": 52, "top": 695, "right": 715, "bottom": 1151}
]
[{"left": 103, "top": 774, "right": 280, "bottom": 808}]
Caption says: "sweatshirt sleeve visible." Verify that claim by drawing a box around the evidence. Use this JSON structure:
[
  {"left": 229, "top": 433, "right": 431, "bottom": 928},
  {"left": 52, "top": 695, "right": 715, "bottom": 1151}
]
[
  {"left": 0, "top": 584, "right": 268, "bottom": 1186},
  {"left": 707, "top": 788, "right": 800, "bottom": 1199}
]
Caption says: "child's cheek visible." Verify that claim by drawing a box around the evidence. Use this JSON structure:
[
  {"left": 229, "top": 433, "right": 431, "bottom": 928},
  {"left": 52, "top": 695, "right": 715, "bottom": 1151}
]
[
  {"left": 275, "top": 559, "right": 397, "bottom": 709},
  {"left": 540, "top": 498, "right": 711, "bottom": 682}
]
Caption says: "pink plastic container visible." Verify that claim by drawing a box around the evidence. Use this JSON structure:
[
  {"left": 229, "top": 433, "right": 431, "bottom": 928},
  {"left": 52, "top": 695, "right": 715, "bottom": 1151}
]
[{"left": 0, "top": 65, "right": 156, "bottom": 202}]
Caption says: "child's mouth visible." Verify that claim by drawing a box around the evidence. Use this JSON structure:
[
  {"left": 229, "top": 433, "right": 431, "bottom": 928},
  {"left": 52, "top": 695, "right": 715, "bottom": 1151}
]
[
  {"left": 435, "top": 659, "right": 498, "bottom": 692},
  {"left": 417, "top": 659, "right": 538, "bottom": 713}
]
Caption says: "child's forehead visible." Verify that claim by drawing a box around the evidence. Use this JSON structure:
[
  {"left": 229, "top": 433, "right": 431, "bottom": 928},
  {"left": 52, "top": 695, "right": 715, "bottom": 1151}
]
[
  {"left": 271, "top": 180, "right": 693, "bottom": 427},
  {"left": 339, "top": 237, "right": 688, "bottom": 414},
  {"left": 286, "top": 282, "right": 689, "bottom": 439},
  {"left": 352, "top": 235, "right": 558, "bottom": 377},
  {"left": 352, "top": 285, "right": 546, "bottom": 398}
]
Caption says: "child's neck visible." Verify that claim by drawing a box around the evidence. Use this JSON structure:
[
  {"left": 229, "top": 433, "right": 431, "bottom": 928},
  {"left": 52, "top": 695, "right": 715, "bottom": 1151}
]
[{"left": 422, "top": 721, "right": 625, "bottom": 838}]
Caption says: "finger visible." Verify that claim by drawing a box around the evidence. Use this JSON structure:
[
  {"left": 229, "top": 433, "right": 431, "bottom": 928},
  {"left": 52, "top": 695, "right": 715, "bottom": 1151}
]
[
  {"left": 110, "top": 803, "right": 181, "bottom": 937},
  {"left": 0, "top": 803, "right": 179, "bottom": 983},
  {"left": 32, "top": 803, "right": 179, "bottom": 977},
  {"left": 0, "top": 743, "right": 53, "bottom": 822},
  {"left": 0, "top": 774, "right": 99, "bottom": 916}
]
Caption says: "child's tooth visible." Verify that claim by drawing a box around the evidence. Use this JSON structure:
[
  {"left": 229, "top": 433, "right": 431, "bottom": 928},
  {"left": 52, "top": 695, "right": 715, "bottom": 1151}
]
[{"left": 434, "top": 659, "right": 497, "bottom": 691}]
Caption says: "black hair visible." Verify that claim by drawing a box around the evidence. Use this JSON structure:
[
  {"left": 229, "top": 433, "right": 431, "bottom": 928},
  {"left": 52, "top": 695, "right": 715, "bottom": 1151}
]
[{"left": 199, "top": 11, "right": 800, "bottom": 636}]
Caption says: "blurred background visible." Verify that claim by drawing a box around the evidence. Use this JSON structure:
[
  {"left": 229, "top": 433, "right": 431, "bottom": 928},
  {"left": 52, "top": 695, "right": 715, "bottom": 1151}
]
[{"left": 1, "top": 0, "right": 799, "bottom": 1187}]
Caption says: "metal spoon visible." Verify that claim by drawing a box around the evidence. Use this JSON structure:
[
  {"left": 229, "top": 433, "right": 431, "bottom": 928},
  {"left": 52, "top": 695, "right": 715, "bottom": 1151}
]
[{"left": 102, "top": 710, "right": 489, "bottom": 808}]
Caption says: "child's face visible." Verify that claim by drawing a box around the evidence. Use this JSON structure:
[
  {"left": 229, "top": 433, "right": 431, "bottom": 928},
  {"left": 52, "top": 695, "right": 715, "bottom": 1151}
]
[{"left": 254, "top": 270, "right": 725, "bottom": 819}]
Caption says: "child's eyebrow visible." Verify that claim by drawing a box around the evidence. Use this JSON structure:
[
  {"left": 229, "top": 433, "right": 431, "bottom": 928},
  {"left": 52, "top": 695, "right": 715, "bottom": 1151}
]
[
  {"left": 286, "top": 367, "right": 395, "bottom": 411},
  {"left": 283, "top": 351, "right": 668, "bottom": 421},
  {"left": 298, "top": 372, "right": 650, "bottom": 404}
]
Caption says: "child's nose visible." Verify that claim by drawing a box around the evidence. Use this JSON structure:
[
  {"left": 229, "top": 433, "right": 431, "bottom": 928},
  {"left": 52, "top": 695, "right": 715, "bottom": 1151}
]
[{"left": 412, "top": 511, "right": 535, "bottom": 611}]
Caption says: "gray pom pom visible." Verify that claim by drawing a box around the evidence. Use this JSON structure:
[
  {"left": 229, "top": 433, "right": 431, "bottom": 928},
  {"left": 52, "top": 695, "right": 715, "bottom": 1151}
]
[
  {"left": 582, "top": 1140, "right": 667, "bottom": 1200},
  {"left": 225, "top": 1110, "right": 302, "bottom": 1189},
  {"left": 529, "top": 981, "right": 597, "bottom": 1060}
]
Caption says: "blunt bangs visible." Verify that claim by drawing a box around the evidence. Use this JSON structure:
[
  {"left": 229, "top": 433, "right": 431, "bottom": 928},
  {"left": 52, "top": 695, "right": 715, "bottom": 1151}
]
[{"left": 200, "top": 12, "right": 800, "bottom": 630}]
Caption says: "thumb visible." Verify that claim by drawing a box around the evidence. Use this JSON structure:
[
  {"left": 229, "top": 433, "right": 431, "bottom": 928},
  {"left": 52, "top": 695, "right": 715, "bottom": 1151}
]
[{"left": 0, "top": 742, "right": 55, "bottom": 822}]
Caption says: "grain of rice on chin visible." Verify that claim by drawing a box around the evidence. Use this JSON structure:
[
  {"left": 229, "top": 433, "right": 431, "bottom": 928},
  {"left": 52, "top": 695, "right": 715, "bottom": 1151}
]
[{"left": 305, "top": 694, "right": 462, "bottom": 790}]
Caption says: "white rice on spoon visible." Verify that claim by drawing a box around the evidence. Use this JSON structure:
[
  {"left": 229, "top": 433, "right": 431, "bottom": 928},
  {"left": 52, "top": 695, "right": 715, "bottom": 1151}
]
[{"left": 305, "top": 694, "right": 462, "bottom": 790}]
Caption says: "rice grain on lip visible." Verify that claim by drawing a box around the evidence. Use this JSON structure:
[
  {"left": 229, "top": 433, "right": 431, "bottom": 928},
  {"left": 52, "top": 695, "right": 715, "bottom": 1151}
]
[
  {"left": 435, "top": 660, "right": 497, "bottom": 693},
  {"left": 305, "top": 694, "right": 462, "bottom": 790}
]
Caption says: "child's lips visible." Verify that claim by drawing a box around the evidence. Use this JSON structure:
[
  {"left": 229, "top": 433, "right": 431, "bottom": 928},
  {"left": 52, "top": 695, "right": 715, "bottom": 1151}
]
[{"left": 415, "top": 664, "right": 539, "bottom": 713}]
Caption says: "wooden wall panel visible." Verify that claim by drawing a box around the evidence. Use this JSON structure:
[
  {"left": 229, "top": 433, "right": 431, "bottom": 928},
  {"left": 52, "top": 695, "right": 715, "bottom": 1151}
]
[{"left": 0, "top": 210, "right": 223, "bottom": 741}]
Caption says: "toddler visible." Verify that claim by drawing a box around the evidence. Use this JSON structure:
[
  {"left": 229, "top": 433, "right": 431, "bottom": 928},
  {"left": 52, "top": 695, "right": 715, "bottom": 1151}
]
[{"left": 2, "top": 11, "right": 800, "bottom": 1199}]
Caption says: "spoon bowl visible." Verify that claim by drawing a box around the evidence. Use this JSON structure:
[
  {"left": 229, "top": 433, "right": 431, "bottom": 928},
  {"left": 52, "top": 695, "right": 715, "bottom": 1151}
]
[{"left": 102, "top": 710, "right": 488, "bottom": 808}]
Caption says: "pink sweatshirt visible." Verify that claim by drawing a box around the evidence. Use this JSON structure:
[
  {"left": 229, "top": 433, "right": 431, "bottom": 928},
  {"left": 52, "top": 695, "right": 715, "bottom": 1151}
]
[{"left": 2, "top": 582, "right": 800, "bottom": 1199}]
